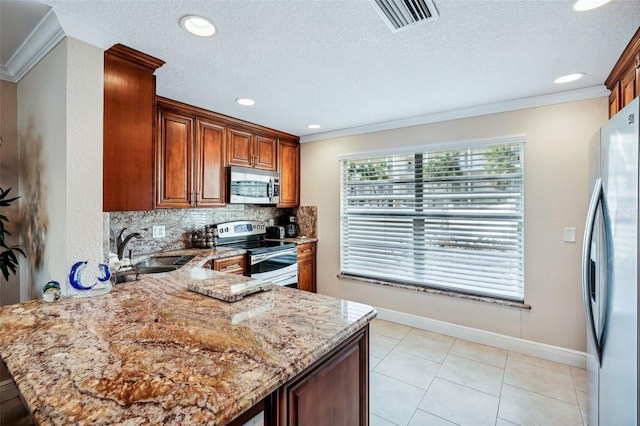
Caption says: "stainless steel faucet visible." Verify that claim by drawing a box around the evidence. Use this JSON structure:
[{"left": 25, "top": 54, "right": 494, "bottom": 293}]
[{"left": 117, "top": 228, "right": 142, "bottom": 260}]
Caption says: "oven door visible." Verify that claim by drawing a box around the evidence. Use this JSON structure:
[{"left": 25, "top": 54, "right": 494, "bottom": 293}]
[{"left": 248, "top": 247, "right": 298, "bottom": 288}]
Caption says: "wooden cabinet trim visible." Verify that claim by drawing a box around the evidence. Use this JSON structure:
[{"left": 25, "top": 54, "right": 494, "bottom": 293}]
[
  {"left": 275, "top": 325, "right": 369, "bottom": 426},
  {"left": 297, "top": 242, "right": 316, "bottom": 259},
  {"left": 104, "top": 45, "right": 163, "bottom": 212},
  {"left": 254, "top": 134, "right": 278, "bottom": 171},
  {"left": 277, "top": 138, "right": 300, "bottom": 208},
  {"left": 195, "top": 118, "right": 227, "bottom": 207},
  {"left": 226, "top": 127, "right": 255, "bottom": 168},
  {"left": 297, "top": 242, "right": 316, "bottom": 293},
  {"left": 213, "top": 255, "right": 246, "bottom": 275},
  {"left": 605, "top": 27, "right": 640, "bottom": 89},
  {"left": 155, "top": 109, "right": 195, "bottom": 208},
  {"left": 157, "top": 96, "right": 298, "bottom": 141},
  {"left": 106, "top": 44, "right": 165, "bottom": 73}
]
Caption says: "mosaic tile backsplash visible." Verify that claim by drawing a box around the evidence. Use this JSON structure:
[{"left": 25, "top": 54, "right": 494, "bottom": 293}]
[{"left": 105, "top": 205, "right": 317, "bottom": 259}]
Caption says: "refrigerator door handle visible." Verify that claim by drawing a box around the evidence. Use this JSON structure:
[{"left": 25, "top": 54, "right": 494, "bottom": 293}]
[{"left": 582, "top": 178, "right": 604, "bottom": 365}]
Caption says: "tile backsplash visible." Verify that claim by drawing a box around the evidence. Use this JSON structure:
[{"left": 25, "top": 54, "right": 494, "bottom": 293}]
[{"left": 105, "top": 205, "right": 316, "bottom": 259}]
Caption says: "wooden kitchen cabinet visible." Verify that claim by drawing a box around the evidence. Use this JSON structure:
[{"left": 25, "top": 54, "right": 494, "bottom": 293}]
[
  {"left": 196, "top": 119, "right": 227, "bottom": 206},
  {"left": 297, "top": 242, "right": 316, "bottom": 293},
  {"left": 274, "top": 325, "right": 369, "bottom": 426},
  {"left": 227, "top": 128, "right": 277, "bottom": 171},
  {"left": 277, "top": 138, "right": 300, "bottom": 208},
  {"left": 155, "top": 98, "right": 226, "bottom": 208},
  {"left": 155, "top": 109, "right": 194, "bottom": 208},
  {"left": 212, "top": 254, "right": 245, "bottom": 275},
  {"left": 103, "top": 44, "right": 164, "bottom": 211},
  {"left": 605, "top": 27, "right": 640, "bottom": 117},
  {"left": 156, "top": 96, "right": 298, "bottom": 207}
]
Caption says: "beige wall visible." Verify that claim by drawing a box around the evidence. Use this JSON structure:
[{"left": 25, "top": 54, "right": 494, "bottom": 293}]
[
  {"left": 301, "top": 97, "right": 608, "bottom": 352},
  {"left": 0, "top": 80, "right": 21, "bottom": 305},
  {"left": 17, "top": 37, "right": 103, "bottom": 300}
]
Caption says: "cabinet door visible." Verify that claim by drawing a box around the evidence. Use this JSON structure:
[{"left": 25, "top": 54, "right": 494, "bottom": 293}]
[
  {"left": 297, "top": 243, "right": 316, "bottom": 293},
  {"left": 196, "top": 119, "right": 226, "bottom": 207},
  {"left": 621, "top": 65, "right": 637, "bottom": 109},
  {"left": 609, "top": 82, "right": 620, "bottom": 118},
  {"left": 104, "top": 49, "right": 159, "bottom": 212},
  {"left": 156, "top": 110, "right": 194, "bottom": 208},
  {"left": 636, "top": 65, "right": 640, "bottom": 101},
  {"left": 227, "top": 128, "right": 254, "bottom": 168},
  {"left": 278, "top": 327, "right": 369, "bottom": 426},
  {"left": 254, "top": 134, "right": 277, "bottom": 171},
  {"left": 277, "top": 139, "right": 300, "bottom": 208}
]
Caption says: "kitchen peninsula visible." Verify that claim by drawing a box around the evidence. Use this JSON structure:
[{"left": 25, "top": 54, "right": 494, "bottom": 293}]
[{"left": 0, "top": 258, "right": 375, "bottom": 425}]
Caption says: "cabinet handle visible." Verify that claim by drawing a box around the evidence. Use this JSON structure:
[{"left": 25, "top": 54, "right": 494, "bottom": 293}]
[
  {"left": 222, "top": 265, "right": 241, "bottom": 272},
  {"left": 301, "top": 249, "right": 312, "bottom": 254},
  {"left": 195, "top": 192, "right": 201, "bottom": 204}
]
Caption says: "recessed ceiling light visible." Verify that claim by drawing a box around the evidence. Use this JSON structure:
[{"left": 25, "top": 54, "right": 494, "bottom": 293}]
[
  {"left": 554, "top": 72, "right": 586, "bottom": 84},
  {"left": 572, "top": 0, "right": 611, "bottom": 12},
  {"left": 180, "top": 15, "right": 216, "bottom": 37},
  {"left": 236, "top": 98, "right": 255, "bottom": 106},
  {"left": 306, "top": 124, "right": 321, "bottom": 129}
]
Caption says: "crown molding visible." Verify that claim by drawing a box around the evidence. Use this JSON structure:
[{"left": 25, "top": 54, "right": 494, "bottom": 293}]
[
  {"left": 53, "top": 9, "right": 118, "bottom": 51},
  {"left": 300, "top": 85, "right": 610, "bottom": 143},
  {"left": 0, "top": 9, "right": 64, "bottom": 83},
  {"left": 0, "top": 8, "right": 119, "bottom": 83}
]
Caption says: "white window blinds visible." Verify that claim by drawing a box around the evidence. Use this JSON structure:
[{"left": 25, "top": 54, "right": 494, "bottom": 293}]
[{"left": 339, "top": 138, "right": 525, "bottom": 301}]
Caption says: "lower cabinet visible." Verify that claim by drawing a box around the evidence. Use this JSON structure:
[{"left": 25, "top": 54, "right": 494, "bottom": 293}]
[
  {"left": 276, "top": 326, "right": 369, "bottom": 426},
  {"left": 230, "top": 325, "right": 369, "bottom": 426},
  {"left": 297, "top": 242, "right": 316, "bottom": 293},
  {"left": 211, "top": 255, "right": 246, "bottom": 275}
]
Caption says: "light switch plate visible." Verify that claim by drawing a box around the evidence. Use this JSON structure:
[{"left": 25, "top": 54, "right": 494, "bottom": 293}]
[
  {"left": 564, "top": 227, "right": 576, "bottom": 243},
  {"left": 152, "top": 225, "right": 165, "bottom": 238}
]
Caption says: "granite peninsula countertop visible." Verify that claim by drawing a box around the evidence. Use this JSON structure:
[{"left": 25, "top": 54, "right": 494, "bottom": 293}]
[{"left": 0, "top": 261, "right": 376, "bottom": 425}]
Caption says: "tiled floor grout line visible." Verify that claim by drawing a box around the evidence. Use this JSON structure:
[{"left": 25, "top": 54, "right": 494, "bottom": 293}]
[{"left": 370, "top": 320, "right": 587, "bottom": 426}]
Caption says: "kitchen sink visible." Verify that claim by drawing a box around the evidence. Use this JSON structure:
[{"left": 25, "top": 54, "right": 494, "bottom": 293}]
[
  {"left": 116, "top": 255, "right": 195, "bottom": 283},
  {"left": 134, "top": 255, "right": 195, "bottom": 273}
]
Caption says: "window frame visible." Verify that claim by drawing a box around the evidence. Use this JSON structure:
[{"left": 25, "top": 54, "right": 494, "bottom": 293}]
[{"left": 338, "top": 135, "right": 526, "bottom": 302}]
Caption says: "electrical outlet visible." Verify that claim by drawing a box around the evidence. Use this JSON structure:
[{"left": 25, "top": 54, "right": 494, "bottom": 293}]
[
  {"left": 563, "top": 227, "right": 576, "bottom": 243},
  {"left": 152, "top": 225, "right": 165, "bottom": 238}
]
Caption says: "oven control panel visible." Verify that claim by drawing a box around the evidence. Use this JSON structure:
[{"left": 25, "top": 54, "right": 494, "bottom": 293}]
[{"left": 216, "top": 220, "right": 266, "bottom": 239}]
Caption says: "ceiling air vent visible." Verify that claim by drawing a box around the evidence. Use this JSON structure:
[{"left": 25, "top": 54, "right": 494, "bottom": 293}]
[{"left": 371, "top": 0, "right": 439, "bottom": 32}]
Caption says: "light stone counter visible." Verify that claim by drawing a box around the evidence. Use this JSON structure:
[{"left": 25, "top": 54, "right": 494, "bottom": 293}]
[{"left": 0, "top": 262, "right": 375, "bottom": 425}]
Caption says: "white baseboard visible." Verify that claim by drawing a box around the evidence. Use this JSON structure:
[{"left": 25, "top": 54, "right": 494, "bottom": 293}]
[
  {"left": 0, "top": 379, "right": 18, "bottom": 403},
  {"left": 375, "top": 307, "right": 587, "bottom": 369}
]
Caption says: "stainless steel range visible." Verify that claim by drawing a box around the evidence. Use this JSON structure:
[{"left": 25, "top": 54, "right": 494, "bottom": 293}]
[{"left": 216, "top": 220, "right": 298, "bottom": 288}]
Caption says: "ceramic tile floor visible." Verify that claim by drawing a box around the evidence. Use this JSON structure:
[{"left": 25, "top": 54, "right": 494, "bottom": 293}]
[{"left": 369, "top": 319, "right": 587, "bottom": 426}]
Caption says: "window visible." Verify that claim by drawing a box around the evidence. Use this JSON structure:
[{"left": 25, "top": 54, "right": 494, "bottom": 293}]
[{"left": 339, "top": 136, "right": 525, "bottom": 301}]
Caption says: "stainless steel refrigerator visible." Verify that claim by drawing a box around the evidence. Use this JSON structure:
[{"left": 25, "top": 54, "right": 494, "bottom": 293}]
[{"left": 583, "top": 96, "right": 639, "bottom": 425}]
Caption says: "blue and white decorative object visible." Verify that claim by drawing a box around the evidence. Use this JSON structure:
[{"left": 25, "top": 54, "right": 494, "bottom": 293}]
[
  {"left": 65, "top": 261, "right": 112, "bottom": 298},
  {"left": 42, "top": 281, "right": 61, "bottom": 302}
]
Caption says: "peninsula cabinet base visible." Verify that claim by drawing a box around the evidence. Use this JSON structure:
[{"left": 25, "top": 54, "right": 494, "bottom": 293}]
[
  {"left": 229, "top": 325, "right": 369, "bottom": 426},
  {"left": 278, "top": 325, "right": 369, "bottom": 426}
]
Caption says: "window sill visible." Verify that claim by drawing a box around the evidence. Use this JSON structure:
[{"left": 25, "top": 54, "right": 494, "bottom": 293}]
[{"left": 337, "top": 274, "right": 531, "bottom": 310}]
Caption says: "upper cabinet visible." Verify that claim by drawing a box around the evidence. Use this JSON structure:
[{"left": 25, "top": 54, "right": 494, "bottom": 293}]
[
  {"left": 278, "top": 138, "right": 300, "bottom": 208},
  {"left": 103, "top": 44, "right": 164, "bottom": 212},
  {"left": 227, "top": 128, "right": 277, "bottom": 171},
  {"left": 154, "top": 97, "right": 299, "bottom": 209},
  {"left": 155, "top": 98, "right": 226, "bottom": 208},
  {"left": 606, "top": 27, "right": 640, "bottom": 118}
]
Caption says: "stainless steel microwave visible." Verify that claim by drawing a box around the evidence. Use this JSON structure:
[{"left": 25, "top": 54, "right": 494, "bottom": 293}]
[{"left": 228, "top": 166, "right": 280, "bottom": 205}]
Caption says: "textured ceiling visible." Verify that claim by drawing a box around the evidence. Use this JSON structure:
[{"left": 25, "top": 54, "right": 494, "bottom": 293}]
[{"left": 2, "top": 0, "right": 640, "bottom": 140}]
